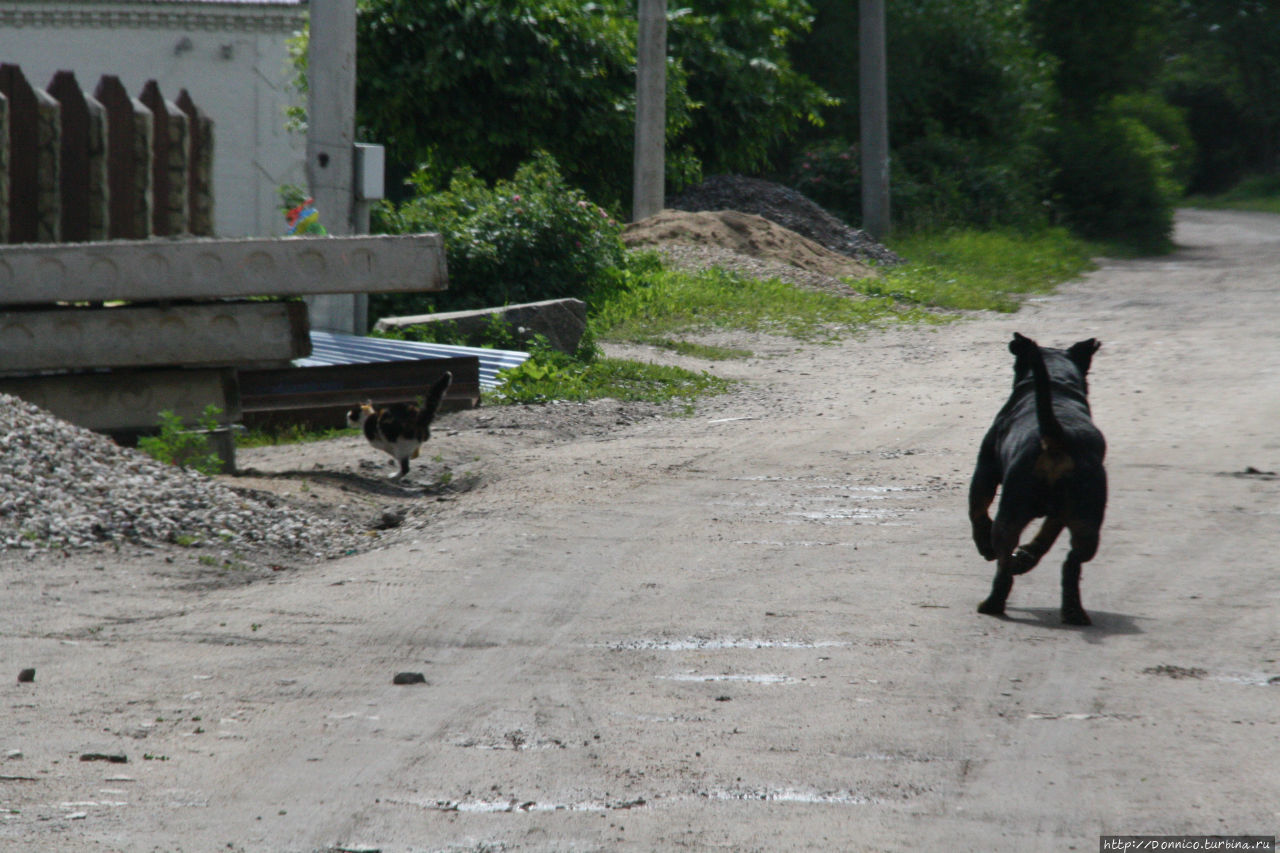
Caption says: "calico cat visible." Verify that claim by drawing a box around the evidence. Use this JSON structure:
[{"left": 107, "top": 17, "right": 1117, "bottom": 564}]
[{"left": 347, "top": 371, "right": 452, "bottom": 481}]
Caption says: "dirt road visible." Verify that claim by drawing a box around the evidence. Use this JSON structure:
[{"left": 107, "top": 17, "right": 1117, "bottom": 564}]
[{"left": 4, "top": 209, "right": 1278, "bottom": 852}]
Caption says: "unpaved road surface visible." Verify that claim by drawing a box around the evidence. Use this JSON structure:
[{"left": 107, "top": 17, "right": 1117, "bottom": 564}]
[{"left": 4, "top": 209, "right": 1278, "bottom": 851}]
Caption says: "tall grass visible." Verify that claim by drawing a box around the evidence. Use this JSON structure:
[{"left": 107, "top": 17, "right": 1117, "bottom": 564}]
[
  {"left": 590, "top": 265, "right": 940, "bottom": 344},
  {"left": 870, "top": 228, "right": 1098, "bottom": 312}
]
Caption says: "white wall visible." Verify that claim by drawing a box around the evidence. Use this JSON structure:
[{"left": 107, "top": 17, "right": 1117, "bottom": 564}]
[{"left": 0, "top": 1, "right": 308, "bottom": 238}]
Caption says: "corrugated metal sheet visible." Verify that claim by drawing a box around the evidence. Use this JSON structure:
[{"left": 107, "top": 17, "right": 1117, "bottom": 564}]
[{"left": 298, "top": 331, "right": 528, "bottom": 389}]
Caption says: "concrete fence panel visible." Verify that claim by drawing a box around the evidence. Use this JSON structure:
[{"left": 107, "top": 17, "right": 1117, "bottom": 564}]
[{"left": 95, "top": 74, "right": 153, "bottom": 240}]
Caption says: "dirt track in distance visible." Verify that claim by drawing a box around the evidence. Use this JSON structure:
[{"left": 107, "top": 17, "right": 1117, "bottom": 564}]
[{"left": 3, "top": 208, "right": 1278, "bottom": 852}]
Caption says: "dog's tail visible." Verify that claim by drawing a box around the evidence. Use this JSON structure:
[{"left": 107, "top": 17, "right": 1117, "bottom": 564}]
[{"left": 1010, "top": 332, "right": 1068, "bottom": 453}]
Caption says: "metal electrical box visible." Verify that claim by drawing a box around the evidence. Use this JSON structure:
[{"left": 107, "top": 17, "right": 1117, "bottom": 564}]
[{"left": 353, "top": 143, "right": 386, "bottom": 201}]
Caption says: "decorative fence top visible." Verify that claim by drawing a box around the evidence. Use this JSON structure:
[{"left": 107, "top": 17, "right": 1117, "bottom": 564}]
[{"left": 0, "top": 63, "right": 213, "bottom": 244}]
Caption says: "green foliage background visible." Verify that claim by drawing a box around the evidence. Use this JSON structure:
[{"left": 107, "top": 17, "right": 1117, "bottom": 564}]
[
  {"left": 284, "top": 0, "right": 1280, "bottom": 270},
  {"left": 372, "top": 153, "right": 627, "bottom": 316}
]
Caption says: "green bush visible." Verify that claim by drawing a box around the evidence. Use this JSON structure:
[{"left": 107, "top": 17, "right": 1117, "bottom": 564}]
[
  {"left": 1044, "top": 109, "right": 1174, "bottom": 251},
  {"left": 372, "top": 153, "right": 627, "bottom": 318},
  {"left": 786, "top": 140, "right": 861, "bottom": 224},
  {"left": 785, "top": 132, "right": 1050, "bottom": 233},
  {"left": 892, "top": 132, "right": 1050, "bottom": 232},
  {"left": 1110, "top": 93, "right": 1196, "bottom": 200}
]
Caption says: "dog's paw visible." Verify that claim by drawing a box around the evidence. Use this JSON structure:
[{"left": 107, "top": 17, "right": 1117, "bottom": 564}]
[
  {"left": 1008, "top": 546, "right": 1040, "bottom": 575},
  {"left": 1061, "top": 607, "right": 1091, "bottom": 626},
  {"left": 977, "top": 599, "right": 1007, "bottom": 617}
]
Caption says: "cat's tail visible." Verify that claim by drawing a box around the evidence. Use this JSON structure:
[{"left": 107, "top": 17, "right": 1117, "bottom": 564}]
[{"left": 419, "top": 371, "right": 452, "bottom": 427}]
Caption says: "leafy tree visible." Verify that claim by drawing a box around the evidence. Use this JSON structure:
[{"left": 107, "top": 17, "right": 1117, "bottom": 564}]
[
  {"left": 349, "top": 0, "right": 832, "bottom": 207},
  {"left": 1162, "top": 0, "right": 1280, "bottom": 190},
  {"left": 787, "top": 0, "right": 1054, "bottom": 228},
  {"left": 1025, "top": 0, "right": 1186, "bottom": 248},
  {"left": 1025, "top": 0, "right": 1164, "bottom": 115},
  {"left": 354, "top": 0, "right": 692, "bottom": 207},
  {"left": 666, "top": 0, "right": 835, "bottom": 176}
]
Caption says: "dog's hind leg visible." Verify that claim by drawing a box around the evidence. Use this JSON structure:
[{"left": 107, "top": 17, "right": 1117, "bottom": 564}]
[
  {"left": 1009, "top": 517, "right": 1065, "bottom": 575},
  {"left": 977, "top": 512, "right": 1029, "bottom": 617},
  {"left": 1060, "top": 522, "right": 1099, "bottom": 626},
  {"left": 968, "top": 443, "right": 1001, "bottom": 561}
]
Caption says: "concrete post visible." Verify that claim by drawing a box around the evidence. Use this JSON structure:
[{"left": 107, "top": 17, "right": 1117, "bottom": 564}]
[
  {"left": 305, "top": 0, "right": 364, "bottom": 333},
  {"left": 632, "top": 0, "right": 666, "bottom": 223},
  {"left": 859, "top": 0, "right": 890, "bottom": 240},
  {"left": 177, "top": 90, "right": 215, "bottom": 237},
  {"left": 0, "top": 91, "right": 8, "bottom": 244},
  {"left": 139, "top": 81, "right": 189, "bottom": 237},
  {"left": 96, "top": 75, "right": 154, "bottom": 240}
]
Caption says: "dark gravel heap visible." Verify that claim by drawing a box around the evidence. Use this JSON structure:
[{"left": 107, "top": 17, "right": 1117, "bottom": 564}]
[{"left": 669, "top": 175, "right": 903, "bottom": 266}]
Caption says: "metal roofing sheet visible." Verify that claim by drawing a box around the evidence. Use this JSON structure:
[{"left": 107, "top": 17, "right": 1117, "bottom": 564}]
[{"left": 297, "top": 331, "right": 528, "bottom": 389}]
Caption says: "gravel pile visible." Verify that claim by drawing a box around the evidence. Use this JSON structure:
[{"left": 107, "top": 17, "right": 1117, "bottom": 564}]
[
  {"left": 669, "top": 174, "right": 903, "bottom": 266},
  {"left": 0, "top": 394, "right": 357, "bottom": 554},
  {"left": 638, "top": 241, "right": 866, "bottom": 300}
]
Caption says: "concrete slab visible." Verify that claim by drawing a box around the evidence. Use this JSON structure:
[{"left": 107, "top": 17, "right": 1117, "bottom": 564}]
[
  {"left": 238, "top": 355, "right": 480, "bottom": 431},
  {"left": 0, "top": 367, "right": 239, "bottom": 432},
  {"left": 0, "top": 233, "right": 446, "bottom": 305},
  {"left": 375, "top": 298, "right": 587, "bottom": 354},
  {"left": 0, "top": 301, "right": 309, "bottom": 373}
]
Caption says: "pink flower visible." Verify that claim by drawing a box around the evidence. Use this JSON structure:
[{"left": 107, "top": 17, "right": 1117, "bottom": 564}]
[{"left": 512, "top": 194, "right": 522, "bottom": 202}]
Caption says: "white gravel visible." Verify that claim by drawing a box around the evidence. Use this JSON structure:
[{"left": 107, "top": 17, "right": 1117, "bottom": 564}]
[{"left": 0, "top": 393, "right": 357, "bottom": 553}]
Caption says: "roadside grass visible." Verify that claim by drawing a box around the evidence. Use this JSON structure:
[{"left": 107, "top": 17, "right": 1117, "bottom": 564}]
[
  {"left": 590, "top": 261, "right": 941, "bottom": 347},
  {"left": 516, "top": 226, "right": 1094, "bottom": 406},
  {"left": 1185, "top": 174, "right": 1280, "bottom": 215},
  {"left": 489, "top": 351, "right": 733, "bottom": 406},
  {"left": 869, "top": 227, "right": 1098, "bottom": 312}
]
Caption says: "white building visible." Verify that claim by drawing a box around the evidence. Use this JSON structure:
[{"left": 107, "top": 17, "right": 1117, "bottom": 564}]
[{"left": 0, "top": 0, "right": 308, "bottom": 238}]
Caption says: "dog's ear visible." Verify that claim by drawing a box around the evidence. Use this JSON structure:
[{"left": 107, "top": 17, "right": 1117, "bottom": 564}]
[
  {"left": 1067, "top": 338, "right": 1101, "bottom": 373},
  {"left": 1008, "top": 332, "right": 1037, "bottom": 357}
]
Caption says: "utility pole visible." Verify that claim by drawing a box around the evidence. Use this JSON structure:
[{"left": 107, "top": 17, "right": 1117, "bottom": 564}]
[
  {"left": 632, "top": 0, "right": 666, "bottom": 222},
  {"left": 859, "top": 0, "right": 890, "bottom": 240},
  {"left": 305, "top": 0, "right": 366, "bottom": 333}
]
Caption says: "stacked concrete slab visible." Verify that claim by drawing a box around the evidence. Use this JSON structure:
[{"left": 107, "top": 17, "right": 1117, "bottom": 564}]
[{"left": 0, "top": 234, "right": 447, "bottom": 469}]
